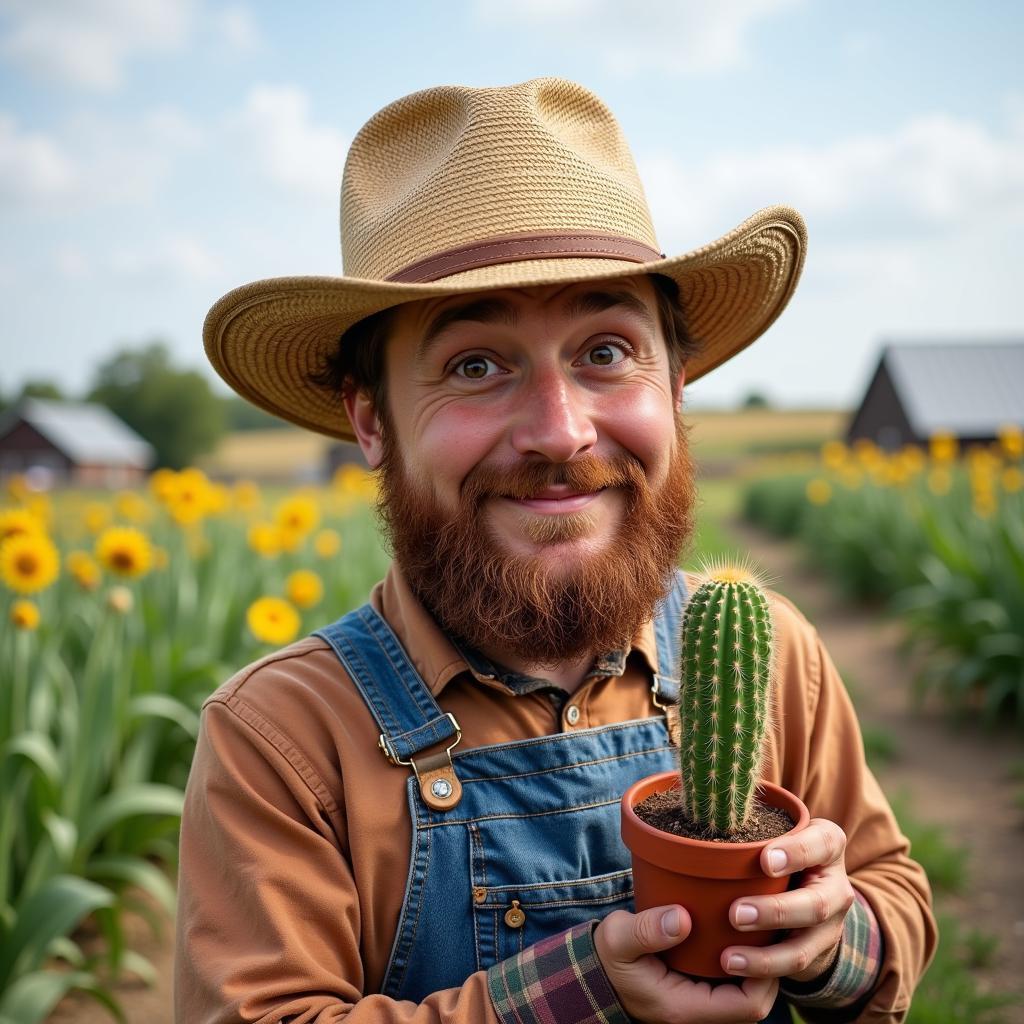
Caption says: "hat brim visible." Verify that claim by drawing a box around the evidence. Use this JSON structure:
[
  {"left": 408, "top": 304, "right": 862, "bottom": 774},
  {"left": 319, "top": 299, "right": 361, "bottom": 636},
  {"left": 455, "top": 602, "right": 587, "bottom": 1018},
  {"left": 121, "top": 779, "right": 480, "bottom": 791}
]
[{"left": 204, "top": 205, "right": 806, "bottom": 443}]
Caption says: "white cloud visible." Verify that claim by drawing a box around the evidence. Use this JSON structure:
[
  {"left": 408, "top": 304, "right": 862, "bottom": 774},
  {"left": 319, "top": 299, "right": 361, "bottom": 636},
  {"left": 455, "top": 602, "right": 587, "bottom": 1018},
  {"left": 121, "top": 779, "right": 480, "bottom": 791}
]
[
  {"left": 215, "top": 4, "right": 261, "bottom": 52},
  {"left": 109, "top": 234, "right": 220, "bottom": 281},
  {"left": 0, "top": 105, "right": 200, "bottom": 211},
  {"left": 637, "top": 107, "right": 1024, "bottom": 249},
  {"left": 0, "top": 0, "right": 195, "bottom": 91},
  {"left": 230, "top": 85, "right": 347, "bottom": 200},
  {"left": 0, "top": 113, "right": 76, "bottom": 201},
  {"left": 472, "top": 0, "right": 802, "bottom": 75}
]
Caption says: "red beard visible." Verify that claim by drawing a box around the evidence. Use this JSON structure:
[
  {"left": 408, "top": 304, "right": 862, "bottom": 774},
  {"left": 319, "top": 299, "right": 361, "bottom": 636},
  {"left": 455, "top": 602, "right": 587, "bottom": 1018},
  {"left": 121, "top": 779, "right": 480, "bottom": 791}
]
[{"left": 376, "top": 417, "right": 697, "bottom": 666}]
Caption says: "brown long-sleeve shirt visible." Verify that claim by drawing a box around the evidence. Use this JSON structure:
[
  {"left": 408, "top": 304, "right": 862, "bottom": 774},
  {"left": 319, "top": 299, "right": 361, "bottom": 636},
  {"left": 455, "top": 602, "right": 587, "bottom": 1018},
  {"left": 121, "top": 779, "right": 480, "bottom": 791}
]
[{"left": 174, "top": 565, "right": 936, "bottom": 1022}]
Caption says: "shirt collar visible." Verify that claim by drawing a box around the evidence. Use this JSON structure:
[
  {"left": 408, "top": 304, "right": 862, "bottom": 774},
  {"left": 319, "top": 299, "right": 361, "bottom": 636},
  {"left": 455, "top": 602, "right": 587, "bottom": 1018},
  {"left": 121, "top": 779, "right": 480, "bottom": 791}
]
[{"left": 372, "top": 561, "right": 663, "bottom": 697}]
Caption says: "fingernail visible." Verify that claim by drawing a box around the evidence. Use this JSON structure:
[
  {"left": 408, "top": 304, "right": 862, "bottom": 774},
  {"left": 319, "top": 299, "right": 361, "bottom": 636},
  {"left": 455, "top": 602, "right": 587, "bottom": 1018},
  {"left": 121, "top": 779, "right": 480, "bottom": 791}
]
[
  {"left": 727, "top": 954, "right": 748, "bottom": 972},
  {"left": 768, "top": 848, "right": 787, "bottom": 874},
  {"left": 734, "top": 903, "right": 758, "bottom": 925},
  {"left": 661, "top": 909, "right": 681, "bottom": 937}
]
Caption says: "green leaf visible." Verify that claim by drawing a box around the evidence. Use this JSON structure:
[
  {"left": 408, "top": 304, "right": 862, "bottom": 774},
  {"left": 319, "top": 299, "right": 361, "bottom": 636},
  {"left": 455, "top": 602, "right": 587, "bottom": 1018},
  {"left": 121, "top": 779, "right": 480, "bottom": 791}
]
[
  {"left": 1, "top": 733, "right": 61, "bottom": 797},
  {"left": 40, "top": 811, "right": 77, "bottom": 868},
  {"left": 0, "top": 875, "right": 114, "bottom": 991},
  {"left": 77, "top": 784, "right": 184, "bottom": 861},
  {"left": 86, "top": 854, "right": 177, "bottom": 918},
  {"left": 0, "top": 968, "right": 126, "bottom": 1024},
  {"left": 128, "top": 693, "right": 200, "bottom": 739}
]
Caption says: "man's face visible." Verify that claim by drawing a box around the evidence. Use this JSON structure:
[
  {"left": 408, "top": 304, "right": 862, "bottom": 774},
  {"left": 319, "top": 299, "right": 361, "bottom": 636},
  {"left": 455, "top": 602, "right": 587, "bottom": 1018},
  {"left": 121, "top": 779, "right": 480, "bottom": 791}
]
[{"left": 346, "top": 274, "right": 697, "bottom": 664}]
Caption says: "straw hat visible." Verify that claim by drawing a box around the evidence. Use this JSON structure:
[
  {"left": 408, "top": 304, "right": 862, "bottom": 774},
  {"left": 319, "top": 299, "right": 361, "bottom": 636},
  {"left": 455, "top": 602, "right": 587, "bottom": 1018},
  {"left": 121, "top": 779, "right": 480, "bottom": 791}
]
[{"left": 204, "top": 77, "right": 806, "bottom": 442}]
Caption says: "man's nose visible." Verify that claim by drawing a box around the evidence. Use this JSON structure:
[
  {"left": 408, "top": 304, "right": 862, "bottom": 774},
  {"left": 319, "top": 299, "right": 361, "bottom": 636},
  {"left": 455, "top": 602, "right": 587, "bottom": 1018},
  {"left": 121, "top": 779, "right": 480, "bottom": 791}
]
[{"left": 509, "top": 369, "right": 598, "bottom": 462}]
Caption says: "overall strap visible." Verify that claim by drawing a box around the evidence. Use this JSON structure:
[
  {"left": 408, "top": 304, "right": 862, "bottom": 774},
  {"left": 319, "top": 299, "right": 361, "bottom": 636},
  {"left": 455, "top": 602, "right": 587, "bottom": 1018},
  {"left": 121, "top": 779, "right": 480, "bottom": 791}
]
[
  {"left": 651, "top": 568, "right": 689, "bottom": 709},
  {"left": 313, "top": 605, "right": 463, "bottom": 810}
]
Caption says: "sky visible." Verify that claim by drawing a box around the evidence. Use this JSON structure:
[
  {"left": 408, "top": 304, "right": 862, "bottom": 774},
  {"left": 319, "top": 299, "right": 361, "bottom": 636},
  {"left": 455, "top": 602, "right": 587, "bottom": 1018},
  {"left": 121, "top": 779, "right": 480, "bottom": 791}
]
[{"left": 1, "top": 0, "right": 1022, "bottom": 412}]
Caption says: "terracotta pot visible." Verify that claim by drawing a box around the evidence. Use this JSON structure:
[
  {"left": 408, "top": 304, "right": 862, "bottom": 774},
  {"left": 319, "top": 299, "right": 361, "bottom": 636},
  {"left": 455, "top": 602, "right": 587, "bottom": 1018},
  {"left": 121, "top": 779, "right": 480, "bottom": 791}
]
[{"left": 621, "top": 770, "right": 810, "bottom": 978}]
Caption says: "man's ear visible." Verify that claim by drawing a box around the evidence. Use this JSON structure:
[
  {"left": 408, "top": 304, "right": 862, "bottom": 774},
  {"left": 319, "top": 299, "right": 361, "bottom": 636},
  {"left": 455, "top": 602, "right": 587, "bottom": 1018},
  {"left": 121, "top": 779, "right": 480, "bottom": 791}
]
[{"left": 343, "top": 389, "right": 385, "bottom": 468}]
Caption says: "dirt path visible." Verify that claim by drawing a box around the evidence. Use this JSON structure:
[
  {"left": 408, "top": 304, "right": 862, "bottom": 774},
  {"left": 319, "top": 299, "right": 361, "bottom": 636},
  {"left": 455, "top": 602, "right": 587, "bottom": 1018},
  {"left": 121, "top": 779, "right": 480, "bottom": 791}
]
[
  {"left": 730, "top": 519, "right": 1024, "bottom": 1016},
  {"left": 47, "top": 521, "right": 1024, "bottom": 1021}
]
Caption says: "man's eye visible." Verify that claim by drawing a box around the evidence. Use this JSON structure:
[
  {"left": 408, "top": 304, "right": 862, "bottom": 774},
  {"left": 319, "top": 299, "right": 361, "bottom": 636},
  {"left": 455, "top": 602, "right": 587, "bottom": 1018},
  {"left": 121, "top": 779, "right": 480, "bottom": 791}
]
[
  {"left": 585, "top": 341, "right": 628, "bottom": 366},
  {"left": 454, "top": 355, "right": 498, "bottom": 380}
]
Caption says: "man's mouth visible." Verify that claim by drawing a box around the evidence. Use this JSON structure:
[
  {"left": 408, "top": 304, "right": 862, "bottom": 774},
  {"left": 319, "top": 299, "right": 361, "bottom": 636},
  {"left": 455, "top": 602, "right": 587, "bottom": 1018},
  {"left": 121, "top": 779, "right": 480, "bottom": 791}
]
[{"left": 504, "top": 486, "right": 607, "bottom": 514}]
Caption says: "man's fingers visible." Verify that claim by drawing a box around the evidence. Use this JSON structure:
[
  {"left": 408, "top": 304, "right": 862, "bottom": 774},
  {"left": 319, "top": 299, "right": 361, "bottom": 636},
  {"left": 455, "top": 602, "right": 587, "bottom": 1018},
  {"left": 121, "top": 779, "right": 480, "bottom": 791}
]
[
  {"left": 595, "top": 905, "right": 691, "bottom": 964},
  {"left": 761, "top": 818, "right": 847, "bottom": 876},
  {"left": 723, "top": 921, "right": 841, "bottom": 980},
  {"left": 731, "top": 866, "right": 855, "bottom": 931}
]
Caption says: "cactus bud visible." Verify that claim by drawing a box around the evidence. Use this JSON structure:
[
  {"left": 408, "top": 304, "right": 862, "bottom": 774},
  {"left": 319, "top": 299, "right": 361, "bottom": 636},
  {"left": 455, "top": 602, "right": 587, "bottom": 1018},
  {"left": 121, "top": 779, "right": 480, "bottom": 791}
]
[{"left": 677, "top": 563, "right": 774, "bottom": 834}]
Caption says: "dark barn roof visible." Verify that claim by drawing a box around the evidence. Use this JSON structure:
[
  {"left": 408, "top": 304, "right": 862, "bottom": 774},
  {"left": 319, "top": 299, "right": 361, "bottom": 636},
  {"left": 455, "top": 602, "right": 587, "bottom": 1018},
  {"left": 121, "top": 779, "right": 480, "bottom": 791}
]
[{"left": 848, "top": 340, "right": 1024, "bottom": 447}]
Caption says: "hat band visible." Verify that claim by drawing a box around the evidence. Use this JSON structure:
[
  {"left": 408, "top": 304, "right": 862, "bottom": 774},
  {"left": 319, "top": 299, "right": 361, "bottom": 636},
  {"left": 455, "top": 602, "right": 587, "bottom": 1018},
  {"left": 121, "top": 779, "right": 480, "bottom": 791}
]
[{"left": 385, "top": 230, "right": 665, "bottom": 284}]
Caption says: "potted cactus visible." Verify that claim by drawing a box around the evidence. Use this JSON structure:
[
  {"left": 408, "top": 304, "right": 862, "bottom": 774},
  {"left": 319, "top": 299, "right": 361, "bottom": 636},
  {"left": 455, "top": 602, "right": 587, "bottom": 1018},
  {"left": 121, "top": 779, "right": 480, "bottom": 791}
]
[{"left": 621, "top": 564, "right": 810, "bottom": 978}]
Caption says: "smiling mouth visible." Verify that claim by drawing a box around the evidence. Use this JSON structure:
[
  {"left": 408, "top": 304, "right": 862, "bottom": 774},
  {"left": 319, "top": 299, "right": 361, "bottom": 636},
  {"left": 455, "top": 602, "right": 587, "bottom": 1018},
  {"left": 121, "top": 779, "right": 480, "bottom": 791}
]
[{"left": 503, "top": 487, "right": 607, "bottom": 514}]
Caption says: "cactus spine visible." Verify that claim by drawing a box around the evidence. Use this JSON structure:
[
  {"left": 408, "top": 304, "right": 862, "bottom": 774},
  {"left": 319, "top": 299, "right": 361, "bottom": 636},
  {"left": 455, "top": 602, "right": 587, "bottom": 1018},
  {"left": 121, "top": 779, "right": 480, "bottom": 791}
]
[{"left": 677, "top": 566, "right": 774, "bottom": 834}]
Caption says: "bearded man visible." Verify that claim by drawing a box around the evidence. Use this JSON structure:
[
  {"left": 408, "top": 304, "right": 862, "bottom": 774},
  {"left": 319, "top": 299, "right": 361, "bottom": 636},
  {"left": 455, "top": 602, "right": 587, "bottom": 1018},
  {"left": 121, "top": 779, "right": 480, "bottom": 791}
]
[{"left": 176, "top": 79, "right": 935, "bottom": 1024}]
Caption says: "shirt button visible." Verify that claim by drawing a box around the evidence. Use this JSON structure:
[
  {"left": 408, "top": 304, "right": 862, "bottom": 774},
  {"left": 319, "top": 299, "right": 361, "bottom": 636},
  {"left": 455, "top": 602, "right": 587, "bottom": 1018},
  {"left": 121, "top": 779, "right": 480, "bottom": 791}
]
[{"left": 565, "top": 705, "right": 580, "bottom": 726}]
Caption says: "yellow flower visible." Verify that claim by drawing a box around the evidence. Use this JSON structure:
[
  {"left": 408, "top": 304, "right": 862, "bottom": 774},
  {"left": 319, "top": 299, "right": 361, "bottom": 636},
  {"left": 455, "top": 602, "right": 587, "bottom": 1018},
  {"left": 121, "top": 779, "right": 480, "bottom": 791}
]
[
  {"left": 247, "top": 596, "right": 301, "bottom": 646},
  {"left": 333, "top": 464, "right": 377, "bottom": 501},
  {"left": 148, "top": 467, "right": 177, "bottom": 501},
  {"left": 0, "top": 533, "right": 60, "bottom": 594},
  {"left": 165, "top": 467, "right": 213, "bottom": 525},
  {"left": 206, "top": 483, "right": 231, "bottom": 517},
  {"left": 998, "top": 424, "right": 1023, "bottom": 461},
  {"left": 95, "top": 526, "right": 152, "bottom": 579},
  {"left": 1003, "top": 467, "right": 1023, "bottom": 494},
  {"left": 929, "top": 432, "right": 958, "bottom": 463},
  {"left": 313, "top": 528, "right": 342, "bottom": 558},
  {"left": 10, "top": 599, "right": 40, "bottom": 631},
  {"left": 84, "top": 502, "right": 111, "bottom": 534},
  {"left": 286, "top": 569, "right": 323, "bottom": 609},
  {"left": 6, "top": 474, "right": 29, "bottom": 501},
  {"left": 820, "top": 440, "right": 847, "bottom": 471},
  {"left": 247, "top": 521, "right": 282, "bottom": 558},
  {"left": 806, "top": 478, "right": 832, "bottom": 506},
  {"left": 106, "top": 585, "right": 135, "bottom": 614},
  {"left": 114, "top": 490, "right": 151, "bottom": 523},
  {"left": 67, "top": 549, "right": 101, "bottom": 591},
  {"left": 232, "top": 480, "right": 262, "bottom": 513},
  {"left": 275, "top": 493, "right": 320, "bottom": 536},
  {"left": 0, "top": 507, "right": 45, "bottom": 542}
]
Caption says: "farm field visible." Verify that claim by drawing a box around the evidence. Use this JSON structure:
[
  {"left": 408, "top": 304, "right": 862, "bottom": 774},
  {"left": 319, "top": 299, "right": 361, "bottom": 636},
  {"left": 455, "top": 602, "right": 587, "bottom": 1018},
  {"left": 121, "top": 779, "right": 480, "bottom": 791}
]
[{"left": 0, "top": 409, "right": 1018, "bottom": 1021}]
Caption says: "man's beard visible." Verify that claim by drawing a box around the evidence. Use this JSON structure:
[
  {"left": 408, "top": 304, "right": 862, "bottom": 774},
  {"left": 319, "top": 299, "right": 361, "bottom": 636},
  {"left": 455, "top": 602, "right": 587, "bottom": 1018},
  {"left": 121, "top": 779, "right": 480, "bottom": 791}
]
[{"left": 376, "top": 416, "right": 698, "bottom": 667}]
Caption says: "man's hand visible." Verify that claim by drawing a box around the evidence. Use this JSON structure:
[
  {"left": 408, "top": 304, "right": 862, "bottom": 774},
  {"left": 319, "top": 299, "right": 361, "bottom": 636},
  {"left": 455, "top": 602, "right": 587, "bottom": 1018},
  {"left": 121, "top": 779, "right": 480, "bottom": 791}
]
[
  {"left": 722, "top": 817, "right": 855, "bottom": 983},
  {"left": 594, "top": 905, "right": 780, "bottom": 1023}
]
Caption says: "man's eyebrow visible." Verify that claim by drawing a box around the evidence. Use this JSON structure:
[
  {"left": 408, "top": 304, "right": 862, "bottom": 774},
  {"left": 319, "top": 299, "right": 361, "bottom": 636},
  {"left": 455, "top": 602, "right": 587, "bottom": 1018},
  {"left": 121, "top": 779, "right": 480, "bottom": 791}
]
[
  {"left": 562, "top": 289, "right": 656, "bottom": 335},
  {"left": 418, "top": 298, "right": 519, "bottom": 358}
]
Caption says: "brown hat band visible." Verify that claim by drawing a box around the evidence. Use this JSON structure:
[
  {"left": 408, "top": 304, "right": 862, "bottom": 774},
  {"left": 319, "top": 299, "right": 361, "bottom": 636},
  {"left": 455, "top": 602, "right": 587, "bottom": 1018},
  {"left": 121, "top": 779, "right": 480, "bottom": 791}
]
[{"left": 385, "top": 230, "right": 665, "bottom": 284}]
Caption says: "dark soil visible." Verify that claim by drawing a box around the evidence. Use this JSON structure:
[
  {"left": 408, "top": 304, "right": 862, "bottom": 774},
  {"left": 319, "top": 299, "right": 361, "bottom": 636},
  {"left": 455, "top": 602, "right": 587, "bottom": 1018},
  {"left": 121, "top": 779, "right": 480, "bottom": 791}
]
[{"left": 636, "top": 788, "right": 794, "bottom": 843}]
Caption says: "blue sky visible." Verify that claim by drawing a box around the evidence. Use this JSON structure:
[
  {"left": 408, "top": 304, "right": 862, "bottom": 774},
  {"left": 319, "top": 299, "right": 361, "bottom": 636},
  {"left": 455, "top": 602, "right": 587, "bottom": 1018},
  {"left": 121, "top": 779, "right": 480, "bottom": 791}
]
[{"left": 1, "top": 0, "right": 1022, "bottom": 411}]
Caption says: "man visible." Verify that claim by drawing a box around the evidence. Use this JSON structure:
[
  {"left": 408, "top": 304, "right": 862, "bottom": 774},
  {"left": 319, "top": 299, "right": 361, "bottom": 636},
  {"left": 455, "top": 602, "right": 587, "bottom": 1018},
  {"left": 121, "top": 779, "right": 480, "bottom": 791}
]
[{"left": 177, "top": 78, "right": 935, "bottom": 1023}]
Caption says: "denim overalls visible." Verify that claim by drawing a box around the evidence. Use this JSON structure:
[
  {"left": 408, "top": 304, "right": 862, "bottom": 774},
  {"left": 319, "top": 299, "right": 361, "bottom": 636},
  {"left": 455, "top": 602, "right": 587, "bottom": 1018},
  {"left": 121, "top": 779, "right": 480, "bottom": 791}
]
[{"left": 314, "top": 570, "right": 789, "bottom": 1021}]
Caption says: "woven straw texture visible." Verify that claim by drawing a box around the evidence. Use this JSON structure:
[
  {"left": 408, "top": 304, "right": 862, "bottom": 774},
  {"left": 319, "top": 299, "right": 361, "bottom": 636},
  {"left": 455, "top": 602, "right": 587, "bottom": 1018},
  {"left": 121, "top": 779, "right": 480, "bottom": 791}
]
[{"left": 204, "top": 78, "right": 807, "bottom": 442}]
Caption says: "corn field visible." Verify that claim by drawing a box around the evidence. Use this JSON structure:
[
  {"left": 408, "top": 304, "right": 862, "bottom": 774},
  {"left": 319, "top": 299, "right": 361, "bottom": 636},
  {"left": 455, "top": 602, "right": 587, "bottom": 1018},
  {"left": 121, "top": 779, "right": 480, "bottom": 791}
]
[
  {"left": 742, "top": 428, "right": 1024, "bottom": 726},
  {"left": 0, "top": 467, "right": 389, "bottom": 1022}
]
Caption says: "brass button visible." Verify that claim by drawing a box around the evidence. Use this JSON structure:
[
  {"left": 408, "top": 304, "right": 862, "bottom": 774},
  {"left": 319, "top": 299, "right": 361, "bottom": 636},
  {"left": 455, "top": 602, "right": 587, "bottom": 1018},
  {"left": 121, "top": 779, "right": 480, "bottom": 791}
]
[
  {"left": 565, "top": 704, "right": 580, "bottom": 726},
  {"left": 472, "top": 886, "right": 487, "bottom": 905},
  {"left": 504, "top": 900, "right": 526, "bottom": 928}
]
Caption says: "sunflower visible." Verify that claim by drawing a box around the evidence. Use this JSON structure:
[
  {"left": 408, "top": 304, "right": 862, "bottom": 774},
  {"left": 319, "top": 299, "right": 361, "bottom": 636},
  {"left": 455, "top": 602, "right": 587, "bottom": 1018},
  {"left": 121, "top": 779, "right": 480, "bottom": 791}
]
[
  {"left": 84, "top": 502, "right": 111, "bottom": 534},
  {"left": 274, "top": 494, "right": 320, "bottom": 536},
  {"left": 10, "top": 599, "right": 40, "bottom": 631},
  {"left": 114, "top": 490, "right": 151, "bottom": 523},
  {"left": 0, "top": 533, "right": 60, "bottom": 594},
  {"left": 232, "top": 480, "right": 262, "bottom": 513},
  {"left": 66, "top": 549, "right": 101, "bottom": 591},
  {"left": 95, "top": 526, "right": 153, "bottom": 579},
  {"left": 0, "top": 507, "right": 45, "bottom": 542},
  {"left": 247, "top": 522, "right": 282, "bottom": 558},
  {"left": 286, "top": 569, "right": 323, "bottom": 609},
  {"left": 247, "top": 596, "right": 301, "bottom": 646},
  {"left": 313, "top": 528, "right": 342, "bottom": 559}
]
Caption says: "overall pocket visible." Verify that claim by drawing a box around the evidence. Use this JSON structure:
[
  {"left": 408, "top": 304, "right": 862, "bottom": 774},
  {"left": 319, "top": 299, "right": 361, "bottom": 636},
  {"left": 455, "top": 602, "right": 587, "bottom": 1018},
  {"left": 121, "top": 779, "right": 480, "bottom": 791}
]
[{"left": 471, "top": 868, "right": 634, "bottom": 969}]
